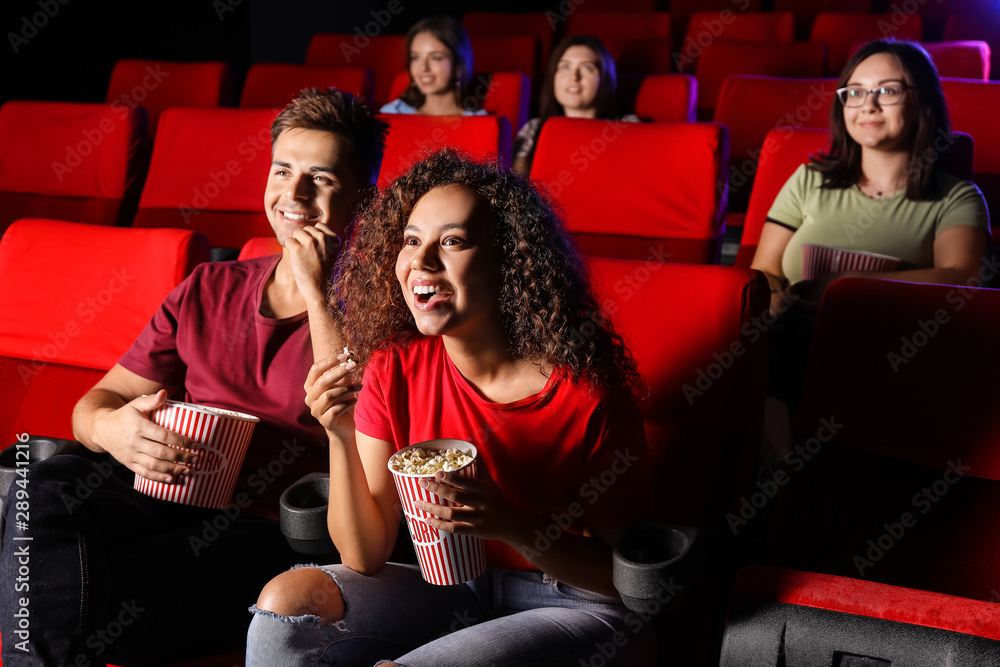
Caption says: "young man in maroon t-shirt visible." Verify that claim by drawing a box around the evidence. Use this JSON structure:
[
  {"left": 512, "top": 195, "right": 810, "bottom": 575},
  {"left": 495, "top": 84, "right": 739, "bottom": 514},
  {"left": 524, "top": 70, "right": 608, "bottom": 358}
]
[{"left": 0, "top": 89, "right": 388, "bottom": 666}]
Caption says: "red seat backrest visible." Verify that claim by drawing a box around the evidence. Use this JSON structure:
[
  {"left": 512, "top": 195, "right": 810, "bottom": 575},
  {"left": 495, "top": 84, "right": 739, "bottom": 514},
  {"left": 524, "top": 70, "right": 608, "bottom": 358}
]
[
  {"left": 733, "top": 127, "right": 831, "bottom": 268},
  {"left": 0, "top": 101, "right": 147, "bottom": 233},
  {"left": 530, "top": 118, "right": 729, "bottom": 264},
  {"left": 306, "top": 34, "right": 407, "bottom": 108},
  {"left": 677, "top": 11, "right": 796, "bottom": 73},
  {"left": 105, "top": 60, "right": 234, "bottom": 138},
  {"left": 565, "top": 11, "right": 672, "bottom": 40},
  {"left": 0, "top": 219, "right": 209, "bottom": 444},
  {"left": 774, "top": 0, "right": 873, "bottom": 40},
  {"left": 601, "top": 37, "right": 675, "bottom": 75},
  {"left": 469, "top": 36, "right": 537, "bottom": 80},
  {"left": 695, "top": 40, "right": 828, "bottom": 116},
  {"left": 238, "top": 237, "right": 282, "bottom": 260},
  {"left": 133, "top": 107, "right": 275, "bottom": 249},
  {"left": 462, "top": 12, "right": 555, "bottom": 72},
  {"left": 376, "top": 114, "right": 512, "bottom": 189},
  {"left": 387, "top": 71, "right": 530, "bottom": 142},
  {"left": 633, "top": 74, "right": 698, "bottom": 122},
  {"left": 810, "top": 12, "right": 923, "bottom": 76},
  {"left": 944, "top": 12, "right": 1000, "bottom": 88},
  {"left": 587, "top": 257, "right": 769, "bottom": 523},
  {"left": 239, "top": 64, "right": 375, "bottom": 110}
]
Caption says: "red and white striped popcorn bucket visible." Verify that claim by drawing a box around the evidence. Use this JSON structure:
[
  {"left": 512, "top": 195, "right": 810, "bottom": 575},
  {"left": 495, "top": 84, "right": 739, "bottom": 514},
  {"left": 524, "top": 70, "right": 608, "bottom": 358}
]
[
  {"left": 801, "top": 243, "right": 900, "bottom": 280},
  {"left": 389, "top": 439, "right": 486, "bottom": 586},
  {"left": 135, "top": 400, "right": 258, "bottom": 509}
]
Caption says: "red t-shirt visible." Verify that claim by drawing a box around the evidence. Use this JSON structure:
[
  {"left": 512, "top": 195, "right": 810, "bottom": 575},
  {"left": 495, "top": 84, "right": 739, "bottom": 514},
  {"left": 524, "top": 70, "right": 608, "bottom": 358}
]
[
  {"left": 119, "top": 254, "right": 327, "bottom": 518},
  {"left": 354, "top": 335, "right": 651, "bottom": 570}
]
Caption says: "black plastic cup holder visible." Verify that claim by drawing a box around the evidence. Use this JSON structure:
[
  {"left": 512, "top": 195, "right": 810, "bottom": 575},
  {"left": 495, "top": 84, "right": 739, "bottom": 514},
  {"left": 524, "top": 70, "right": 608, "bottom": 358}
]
[
  {"left": 279, "top": 473, "right": 336, "bottom": 556},
  {"left": 613, "top": 522, "right": 699, "bottom": 615}
]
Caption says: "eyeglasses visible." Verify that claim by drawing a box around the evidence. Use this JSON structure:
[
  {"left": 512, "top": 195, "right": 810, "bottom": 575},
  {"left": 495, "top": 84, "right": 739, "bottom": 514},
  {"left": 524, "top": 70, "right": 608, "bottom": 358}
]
[{"left": 836, "top": 83, "right": 909, "bottom": 107}]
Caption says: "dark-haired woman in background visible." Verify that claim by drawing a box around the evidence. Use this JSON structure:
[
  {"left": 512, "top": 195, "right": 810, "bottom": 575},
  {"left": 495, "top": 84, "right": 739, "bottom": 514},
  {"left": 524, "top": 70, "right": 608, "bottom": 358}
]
[
  {"left": 246, "top": 149, "right": 655, "bottom": 665},
  {"left": 751, "top": 38, "right": 990, "bottom": 461},
  {"left": 380, "top": 16, "right": 486, "bottom": 116},
  {"left": 512, "top": 35, "right": 639, "bottom": 175}
]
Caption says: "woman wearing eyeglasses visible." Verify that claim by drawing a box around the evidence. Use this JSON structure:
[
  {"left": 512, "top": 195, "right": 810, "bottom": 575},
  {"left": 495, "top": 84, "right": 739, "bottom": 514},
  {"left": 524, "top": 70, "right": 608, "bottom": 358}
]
[{"left": 750, "top": 39, "right": 990, "bottom": 461}]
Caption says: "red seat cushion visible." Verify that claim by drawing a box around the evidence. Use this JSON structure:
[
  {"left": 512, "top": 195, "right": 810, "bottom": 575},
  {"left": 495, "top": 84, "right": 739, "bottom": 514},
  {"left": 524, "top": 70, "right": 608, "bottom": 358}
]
[{"left": 239, "top": 64, "right": 374, "bottom": 110}]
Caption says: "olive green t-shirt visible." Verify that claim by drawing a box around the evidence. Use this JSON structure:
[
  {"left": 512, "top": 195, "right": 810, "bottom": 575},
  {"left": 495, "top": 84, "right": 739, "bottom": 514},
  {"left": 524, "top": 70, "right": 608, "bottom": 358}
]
[{"left": 767, "top": 164, "right": 991, "bottom": 284}]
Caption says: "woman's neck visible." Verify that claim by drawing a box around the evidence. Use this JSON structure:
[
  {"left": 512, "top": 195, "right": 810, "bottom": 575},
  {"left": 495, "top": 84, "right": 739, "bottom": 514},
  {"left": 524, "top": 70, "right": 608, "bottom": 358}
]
[
  {"left": 441, "top": 329, "right": 548, "bottom": 403},
  {"left": 563, "top": 107, "right": 598, "bottom": 119},
  {"left": 860, "top": 149, "right": 910, "bottom": 191},
  {"left": 418, "top": 91, "right": 464, "bottom": 115}
]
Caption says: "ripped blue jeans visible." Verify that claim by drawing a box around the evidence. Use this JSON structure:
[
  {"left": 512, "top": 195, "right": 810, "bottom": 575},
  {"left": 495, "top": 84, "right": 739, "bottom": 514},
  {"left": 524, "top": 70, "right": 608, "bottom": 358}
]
[{"left": 246, "top": 563, "right": 657, "bottom": 666}]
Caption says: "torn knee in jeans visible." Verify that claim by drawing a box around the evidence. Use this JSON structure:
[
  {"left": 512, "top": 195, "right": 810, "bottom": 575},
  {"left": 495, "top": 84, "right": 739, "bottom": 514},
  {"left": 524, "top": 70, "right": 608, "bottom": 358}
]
[{"left": 254, "top": 564, "right": 346, "bottom": 627}]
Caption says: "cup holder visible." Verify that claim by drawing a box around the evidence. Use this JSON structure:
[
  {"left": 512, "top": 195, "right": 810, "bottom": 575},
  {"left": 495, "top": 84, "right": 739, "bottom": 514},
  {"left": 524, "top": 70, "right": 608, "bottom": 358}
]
[
  {"left": 279, "top": 473, "right": 335, "bottom": 556},
  {"left": 0, "top": 436, "right": 82, "bottom": 500},
  {"left": 612, "top": 522, "right": 699, "bottom": 615}
]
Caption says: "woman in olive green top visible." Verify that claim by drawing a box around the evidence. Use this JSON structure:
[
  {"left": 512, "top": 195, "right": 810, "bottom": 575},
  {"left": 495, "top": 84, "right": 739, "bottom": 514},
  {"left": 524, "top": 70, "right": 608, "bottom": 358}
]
[{"left": 751, "top": 38, "right": 990, "bottom": 461}]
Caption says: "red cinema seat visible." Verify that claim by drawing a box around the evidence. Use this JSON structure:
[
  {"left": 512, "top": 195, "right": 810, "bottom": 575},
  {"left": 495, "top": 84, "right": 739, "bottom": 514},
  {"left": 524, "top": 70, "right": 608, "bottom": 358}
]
[
  {"left": 766, "top": 277, "right": 1000, "bottom": 602},
  {"left": 810, "top": 12, "right": 924, "bottom": 76},
  {"left": 695, "top": 41, "right": 828, "bottom": 119},
  {"left": 565, "top": 11, "right": 672, "bottom": 40},
  {"left": 587, "top": 258, "right": 770, "bottom": 524},
  {"left": 306, "top": 33, "right": 407, "bottom": 108},
  {"left": 942, "top": 78, "right": 1000, "bottom": 243},
  {"left": 571, "top": 0, "right": 656, "bottom": 11},
  {"left": 377, "top": 114, "right": 512, "bottom": 189},
  {"left": 105, "top": 60, "right": 235, "bottom": 139},
  {"left": 601, "top": 37, "right": 675, "bottom": 76},
  {"left": 0, "top": 101, "right": 146, "bottom": 234},
  {"left": 721, "top": 565, "right": 1000, "bottom": 666},
  {"left": 774, "top": 0, "right": 873, "bottom": 40},
  {"left": 676, "top": 11, "right": 795, "bottom": 74},
  {"left": 132, "top": 107, "right": 275, "bottom": 252},
  {"left": 530, "top": 118, "right": 729, "bottom": 264},
  {"left": 469, "top": 36, "right": 538, "bottom": 80},
  {"left": 462, "top": 12, "right": 555, "bottom": 73},
  {"left": 386, "top": 71, "right": 530, "bottom": 142},
  {"left": 238, "top": 236, "right": 282, "bottom": 260},
  {"left": 668, "top": 0, "right": 763, "bottom": 51},
  {"left": 847, "top": 40, "right": 991, "bottom": 80},
  {"left": 239, "top": 64, "right": 375, "bottom": 110},
  {"left": 733, "top": 127, "right": 831, "bottom": 268},
  {"left": 714, "top": 76, "right": 836, "bottom": 219},
  {"left": 945, "top": 11, "right": 1000, "bottom": 82},
  {"left": 629, "top": 73, "right": 698, "bottom": 122},
  {"left": 0, "top": 219, "right": 209, "bottom": 446}
]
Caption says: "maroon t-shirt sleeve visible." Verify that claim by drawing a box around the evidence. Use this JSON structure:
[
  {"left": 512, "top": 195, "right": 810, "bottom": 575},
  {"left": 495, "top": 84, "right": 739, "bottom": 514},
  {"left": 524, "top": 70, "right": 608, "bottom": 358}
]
[
  {"left": 575, "top": 394, "right": 652, "bottom": 530},
  {"left": 354, "top": 348, "right": 395, "bottom": 444},
  {"left": 117, "top": 269, "right": 194, "bottom": 388}
]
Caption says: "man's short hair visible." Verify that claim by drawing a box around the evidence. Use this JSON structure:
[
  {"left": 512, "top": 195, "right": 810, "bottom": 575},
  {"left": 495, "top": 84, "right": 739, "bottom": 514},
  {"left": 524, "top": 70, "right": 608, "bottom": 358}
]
[{"left": 271, "top": 87, "right": 389, "bottom": 186}]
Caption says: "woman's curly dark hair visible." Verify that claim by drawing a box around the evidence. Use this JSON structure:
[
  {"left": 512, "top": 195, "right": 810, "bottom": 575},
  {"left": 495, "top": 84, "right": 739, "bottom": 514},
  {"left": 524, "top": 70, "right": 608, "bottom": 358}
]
[{"left": 334, "top": 148, "right": 644, "bottom": 400}]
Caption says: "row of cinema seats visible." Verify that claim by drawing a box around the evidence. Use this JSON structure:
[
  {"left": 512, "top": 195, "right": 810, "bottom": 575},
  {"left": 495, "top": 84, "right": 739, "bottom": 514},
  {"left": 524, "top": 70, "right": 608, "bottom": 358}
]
[
  {"left": 3, "top": 215, "right": 1000, "bottom": 664},
  {"left": 4, "top": 73, "right": 1000, "bottom": 260}
]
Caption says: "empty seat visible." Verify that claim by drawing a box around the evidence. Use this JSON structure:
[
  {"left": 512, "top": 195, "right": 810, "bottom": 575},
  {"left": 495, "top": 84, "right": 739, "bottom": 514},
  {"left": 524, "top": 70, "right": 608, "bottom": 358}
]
[
  {"left": 306, "top": 33, "right": 407, "bottom": 108},
  {"left": 942, "top": 78, "right": 1000, "bottom": 243},
  {"left": 722, "top": 564, "right": 1000, "bottom": 666},
  {"left": 105, "top": 59, "right": 235, "bottom": 138},
  {"left": 0, "top": 219, "right": 209, "bottom": 445},
  {"left": 462, "top": 11, "right": 555, "bottom": 73},
  {"left": 385, "top": 71, "right": 530, "bottom": 142},
  {"left": 714, "top": 75, "right": 837, "bottom": 218},
  {"left": 239, "top": 63, "right": 375, "bottom": 109},
  {"left": 847, "top": 40, "right": 991, "bottom": 80},
  {"left": 238, "top": 236, "right": 282, "bottom": 260},
  {"left": 132, "top": 107, "right": 275, "bottom": 251},
  {"left": 774, "top": 0, "right": 873, "bottom": 40},
  {"left": 944, "top": 12, "right": 1000, "bottom": 82},
  {"left": 469, "top": 36, "right": 538, "bottom": 80},
  {"left": 676, "top": 11, "right": 796, "bottom": 74},
  {"left": 811, "top": 13, "right": 924, "bottom": 76},
  {"left": 0, "top": 101, "right": 147, "bottom": 234},
  {"left": 628, "top": 73, "right": 698, "bottom": 122},
  {"left": 668, "top": 0, "right": 763, "bottom": 50},
  {"left": 695, "top": 41, "right": 828, "bottom": 118},
  {"left": 530, "top": 118, "right": 729, "bottom": 264},
  {"left": 601, "top": 37, "right": 675, "bottom": 76},
  {"left": 377, "top": 114, "right": 512, "bottom": 189},
  {"left": 565, "top": 11, "right": 671, "bottom": 40}
]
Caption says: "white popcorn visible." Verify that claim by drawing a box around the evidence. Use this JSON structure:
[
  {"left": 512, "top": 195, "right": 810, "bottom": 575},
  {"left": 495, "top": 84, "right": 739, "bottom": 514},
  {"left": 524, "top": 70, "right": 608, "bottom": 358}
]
[{"left": 389, "top": 447, "right": 473, "bottom": 475}]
